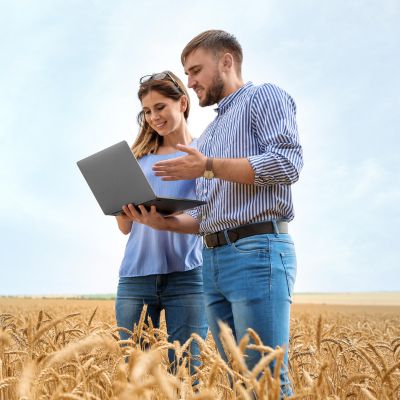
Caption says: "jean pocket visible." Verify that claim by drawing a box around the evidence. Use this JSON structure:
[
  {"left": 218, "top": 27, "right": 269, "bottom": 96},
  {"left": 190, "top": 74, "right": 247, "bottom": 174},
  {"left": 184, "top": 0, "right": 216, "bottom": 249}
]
[
  {"left": 231, "top": 234, "right": 270, "bottom": 254},
  {"left": 280, "top": 252, "right": 297, "bottom": 298}
]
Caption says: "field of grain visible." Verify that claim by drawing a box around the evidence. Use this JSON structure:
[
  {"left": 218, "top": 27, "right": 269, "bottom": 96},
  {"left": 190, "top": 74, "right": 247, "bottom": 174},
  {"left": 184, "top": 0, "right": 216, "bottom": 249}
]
[{"left": 0, "top": 298, "right": 399, "bottom": 399}]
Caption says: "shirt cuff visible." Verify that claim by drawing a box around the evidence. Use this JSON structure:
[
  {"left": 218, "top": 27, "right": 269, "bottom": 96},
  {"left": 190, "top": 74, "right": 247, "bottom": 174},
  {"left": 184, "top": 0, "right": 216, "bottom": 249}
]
[
  {"left": 247, "top": 154, "right": 277, "bottom": 185},
  {"left": 184, "top": 207, "right": 200, "bottom": 222}
]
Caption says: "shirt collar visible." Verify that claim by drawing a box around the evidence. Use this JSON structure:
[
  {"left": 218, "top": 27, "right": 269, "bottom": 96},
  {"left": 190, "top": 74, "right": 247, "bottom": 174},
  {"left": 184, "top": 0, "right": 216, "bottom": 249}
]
[{"left": 214, "top": 81, "right": 253, "bottom": 114}]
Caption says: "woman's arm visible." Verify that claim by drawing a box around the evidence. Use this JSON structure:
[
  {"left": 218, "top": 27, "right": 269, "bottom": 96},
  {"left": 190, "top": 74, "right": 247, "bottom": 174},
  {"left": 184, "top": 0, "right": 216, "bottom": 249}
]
[{"left": 115, "top": 215, "right": 133, "bottom": 235}]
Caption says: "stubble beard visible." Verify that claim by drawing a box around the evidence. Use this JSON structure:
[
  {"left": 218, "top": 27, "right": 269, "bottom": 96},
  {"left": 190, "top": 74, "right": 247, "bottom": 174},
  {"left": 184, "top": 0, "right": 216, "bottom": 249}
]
[{"left": 200, "top": 73, "right": 225, "bottom": 107}]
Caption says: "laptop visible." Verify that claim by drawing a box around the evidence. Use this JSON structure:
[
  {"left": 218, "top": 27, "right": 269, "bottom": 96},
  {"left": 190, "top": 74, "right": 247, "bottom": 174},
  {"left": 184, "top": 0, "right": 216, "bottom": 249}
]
[{"left": 77, "top": 140, "right": 206, "bottom": 216}]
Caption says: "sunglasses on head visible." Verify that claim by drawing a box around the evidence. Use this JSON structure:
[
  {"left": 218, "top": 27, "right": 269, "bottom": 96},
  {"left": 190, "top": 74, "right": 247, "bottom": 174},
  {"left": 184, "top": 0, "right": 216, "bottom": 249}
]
[{"left": 139, "top": 71, "right": 180, "bottom": 89}]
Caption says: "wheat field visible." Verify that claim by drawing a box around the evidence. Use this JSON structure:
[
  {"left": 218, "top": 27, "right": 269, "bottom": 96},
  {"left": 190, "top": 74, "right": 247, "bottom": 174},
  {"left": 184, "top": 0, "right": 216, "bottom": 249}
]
[{"left": 0, "top": 298, "right": 399, "bottom": 399}]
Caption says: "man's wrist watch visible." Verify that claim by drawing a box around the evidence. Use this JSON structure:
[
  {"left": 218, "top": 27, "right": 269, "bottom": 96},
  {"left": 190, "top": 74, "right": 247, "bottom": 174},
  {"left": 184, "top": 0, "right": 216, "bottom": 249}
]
[{"left": 203, "top": 157, "right": 214, "bottom": 179}]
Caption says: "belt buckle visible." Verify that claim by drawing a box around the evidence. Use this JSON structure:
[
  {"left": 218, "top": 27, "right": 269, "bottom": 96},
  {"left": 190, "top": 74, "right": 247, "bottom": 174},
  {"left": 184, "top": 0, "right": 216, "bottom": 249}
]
[
  {"left": 203, "top": 234, "right": 215, "bottom": 249},
  {"left": 227, "top": 229, "right": 240, "bottom": 243}
]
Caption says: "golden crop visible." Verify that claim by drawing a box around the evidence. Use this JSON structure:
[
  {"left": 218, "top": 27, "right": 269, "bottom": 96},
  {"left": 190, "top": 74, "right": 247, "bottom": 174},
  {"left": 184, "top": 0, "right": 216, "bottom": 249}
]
[{"left": 0, "top": 298, "right": 399, "bottom": 399}]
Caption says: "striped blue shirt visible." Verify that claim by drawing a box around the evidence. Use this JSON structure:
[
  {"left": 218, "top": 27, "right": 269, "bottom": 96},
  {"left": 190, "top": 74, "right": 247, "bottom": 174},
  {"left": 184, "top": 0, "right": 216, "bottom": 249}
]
[{"left": 189, "top": 82, "right": 303, "bottom": 235}]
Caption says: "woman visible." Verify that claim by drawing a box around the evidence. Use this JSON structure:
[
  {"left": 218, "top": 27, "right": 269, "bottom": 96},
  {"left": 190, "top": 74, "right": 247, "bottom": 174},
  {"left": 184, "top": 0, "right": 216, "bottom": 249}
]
[{"left": 115, "top": 71, "right": 207, "bottom": 370}]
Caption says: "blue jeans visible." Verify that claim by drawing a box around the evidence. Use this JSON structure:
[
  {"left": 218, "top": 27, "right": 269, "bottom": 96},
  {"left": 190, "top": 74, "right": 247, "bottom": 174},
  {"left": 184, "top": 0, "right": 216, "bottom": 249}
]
[
  {"left": 202, "top": 232, "right": 296, "bottom": 396},
  {"left": 115, "top": 267, "right": 208, "bottom": 370}
]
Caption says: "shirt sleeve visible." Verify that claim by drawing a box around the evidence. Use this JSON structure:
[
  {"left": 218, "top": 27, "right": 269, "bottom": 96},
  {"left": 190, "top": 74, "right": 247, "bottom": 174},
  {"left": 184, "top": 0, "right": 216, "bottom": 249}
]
[
  {"left": 184, "top": 206, "right": 200, "bottom": 222},
  {"left": 247, "top": 84, "right": 303, "bottom": 186}
]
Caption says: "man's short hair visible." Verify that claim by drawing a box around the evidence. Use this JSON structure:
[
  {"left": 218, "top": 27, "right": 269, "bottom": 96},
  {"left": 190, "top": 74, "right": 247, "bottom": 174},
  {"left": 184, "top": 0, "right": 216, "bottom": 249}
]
[{"left": 181, "top": 30, "right": 243, "bottom": 74}]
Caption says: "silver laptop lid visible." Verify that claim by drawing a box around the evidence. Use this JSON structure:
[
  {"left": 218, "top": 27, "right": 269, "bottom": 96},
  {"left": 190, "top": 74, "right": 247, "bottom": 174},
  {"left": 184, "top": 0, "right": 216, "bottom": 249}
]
[{"left": 77, "top": 141, "right": 156, "bottom": 215}]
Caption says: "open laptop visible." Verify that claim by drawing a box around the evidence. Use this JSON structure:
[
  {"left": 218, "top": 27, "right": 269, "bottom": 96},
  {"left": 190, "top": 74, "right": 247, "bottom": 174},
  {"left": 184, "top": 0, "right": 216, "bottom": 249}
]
[{"left": 77, "top": 141, "right": 206, "bottom": 216}]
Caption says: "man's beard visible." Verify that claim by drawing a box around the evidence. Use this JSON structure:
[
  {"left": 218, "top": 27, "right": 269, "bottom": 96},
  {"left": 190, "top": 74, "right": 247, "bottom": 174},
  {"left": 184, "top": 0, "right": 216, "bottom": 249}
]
[{"left": 200, "top": 73, "right": 225, "bottom": 107}]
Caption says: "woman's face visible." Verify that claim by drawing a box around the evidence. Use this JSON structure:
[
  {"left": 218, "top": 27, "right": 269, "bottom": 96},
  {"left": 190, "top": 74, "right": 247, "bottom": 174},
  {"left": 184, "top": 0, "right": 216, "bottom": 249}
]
[{"left": 141, "top": 90, "right": 185, "bottom": 137}]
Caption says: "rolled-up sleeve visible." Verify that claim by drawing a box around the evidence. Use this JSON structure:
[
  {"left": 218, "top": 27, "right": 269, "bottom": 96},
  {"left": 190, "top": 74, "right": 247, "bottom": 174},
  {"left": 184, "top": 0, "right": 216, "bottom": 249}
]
[
  {"left": 184, "top": 206, "right": 200, "bottom": 222},
  {"left": 247, "top": 84, "right": 303, "bottom": 186}
]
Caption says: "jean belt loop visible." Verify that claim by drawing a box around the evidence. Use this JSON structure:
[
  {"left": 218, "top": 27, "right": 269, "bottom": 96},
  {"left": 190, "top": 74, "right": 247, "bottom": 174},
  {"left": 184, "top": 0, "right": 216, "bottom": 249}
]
[
  {"left": 272, "top": 220, "right": 280, "bottom": 237},
  {"left": 223, "top": 229, "right": 232, "bottom": 245}
]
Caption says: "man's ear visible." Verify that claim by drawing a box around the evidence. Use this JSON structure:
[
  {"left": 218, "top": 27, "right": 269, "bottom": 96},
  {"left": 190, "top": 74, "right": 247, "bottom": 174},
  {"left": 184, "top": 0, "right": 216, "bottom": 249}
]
[{"left": 221, "top": 53, "right": 234, "bottom": 71}]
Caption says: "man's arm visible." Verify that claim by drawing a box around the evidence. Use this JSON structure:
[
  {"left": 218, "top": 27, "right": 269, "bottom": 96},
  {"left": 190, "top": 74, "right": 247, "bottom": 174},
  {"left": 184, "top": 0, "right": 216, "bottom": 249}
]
[
  {"left": 121, "top": 204, "right": 200, "bottom": 234},
  {"left": 247, "top": 84, "right": 303, "bottom": 186},
  {"left": 152, "top": 85, "right": 302, "bottom": 186},
  {"left": 208, "top": 157, "right": 255, "bottom": 184},
  {"left": 152, "top": 145, "right": 255, "bottom": 184}
]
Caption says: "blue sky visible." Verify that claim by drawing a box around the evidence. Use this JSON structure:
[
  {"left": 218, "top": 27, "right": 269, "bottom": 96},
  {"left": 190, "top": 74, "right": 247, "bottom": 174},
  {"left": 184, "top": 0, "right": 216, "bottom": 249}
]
[{"left": 1, "top": 0, "right": 399, "bottom": 295}]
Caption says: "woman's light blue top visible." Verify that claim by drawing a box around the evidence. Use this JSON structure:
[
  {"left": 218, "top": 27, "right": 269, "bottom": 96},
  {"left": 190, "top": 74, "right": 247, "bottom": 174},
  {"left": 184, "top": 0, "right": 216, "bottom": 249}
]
[{"left": 119, "top": 140, "right": 202, "bottom": 277}]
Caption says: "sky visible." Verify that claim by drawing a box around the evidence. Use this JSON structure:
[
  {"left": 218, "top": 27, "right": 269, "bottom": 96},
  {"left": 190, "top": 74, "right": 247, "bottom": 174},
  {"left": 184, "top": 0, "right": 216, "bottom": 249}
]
[{"left": 1, "top": 0, "right": 399, "bottom": 295}]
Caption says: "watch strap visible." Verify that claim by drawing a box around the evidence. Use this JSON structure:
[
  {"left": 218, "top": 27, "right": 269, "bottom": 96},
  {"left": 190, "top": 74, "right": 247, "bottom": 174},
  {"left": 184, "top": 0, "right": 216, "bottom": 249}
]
[{"left": 205, "top": 157, "right": 214, "bottom": 172}]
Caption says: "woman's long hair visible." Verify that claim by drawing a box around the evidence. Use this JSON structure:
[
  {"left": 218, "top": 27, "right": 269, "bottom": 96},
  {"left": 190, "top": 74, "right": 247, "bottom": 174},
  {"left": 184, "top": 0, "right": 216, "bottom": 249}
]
[{"left": 132, "top": 71, "right": 190, "bottom": 159}]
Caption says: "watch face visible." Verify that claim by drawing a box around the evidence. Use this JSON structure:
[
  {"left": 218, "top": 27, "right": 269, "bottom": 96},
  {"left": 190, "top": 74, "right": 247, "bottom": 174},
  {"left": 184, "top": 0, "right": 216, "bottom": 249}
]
[{"left": 203, "top": 170, "right": 214, "bottom": 179}]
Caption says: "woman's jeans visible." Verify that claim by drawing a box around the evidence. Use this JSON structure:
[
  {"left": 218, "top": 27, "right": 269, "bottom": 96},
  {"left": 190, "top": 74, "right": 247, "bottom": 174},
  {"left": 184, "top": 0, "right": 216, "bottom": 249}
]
[
  {"left": 115, "top": 267, "right": 208, "bottom": 371},
  {"left": 202, "top": 233, "right": 296, "bottom": 396}
]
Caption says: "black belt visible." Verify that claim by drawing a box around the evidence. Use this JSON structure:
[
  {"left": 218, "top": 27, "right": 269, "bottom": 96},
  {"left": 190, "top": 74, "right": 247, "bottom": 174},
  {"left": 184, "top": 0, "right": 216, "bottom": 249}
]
[{"left": 203, "top": 221, "right": 288, "bottom": 249}]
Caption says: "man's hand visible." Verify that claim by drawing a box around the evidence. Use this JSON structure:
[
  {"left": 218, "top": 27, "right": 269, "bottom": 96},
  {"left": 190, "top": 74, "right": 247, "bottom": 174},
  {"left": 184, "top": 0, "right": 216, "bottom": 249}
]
[
  {"left": 121, "top": 204, "right": 168, "bottom": 230},
  {"left": 152, "top": 144, "right": 207, "bottom": 181}
]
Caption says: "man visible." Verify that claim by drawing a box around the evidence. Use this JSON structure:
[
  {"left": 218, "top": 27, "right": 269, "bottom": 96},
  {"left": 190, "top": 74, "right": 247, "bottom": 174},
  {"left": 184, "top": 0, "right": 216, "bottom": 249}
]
[{"left": 123, "top": 30, "right": 303, "bottom": 395}]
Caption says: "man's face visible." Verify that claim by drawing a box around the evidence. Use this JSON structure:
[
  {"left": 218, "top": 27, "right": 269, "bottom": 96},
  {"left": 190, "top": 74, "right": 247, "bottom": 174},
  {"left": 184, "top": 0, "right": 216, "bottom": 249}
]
[{"left": 184, "top": 48, "right": 225, "bottom": 107}]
